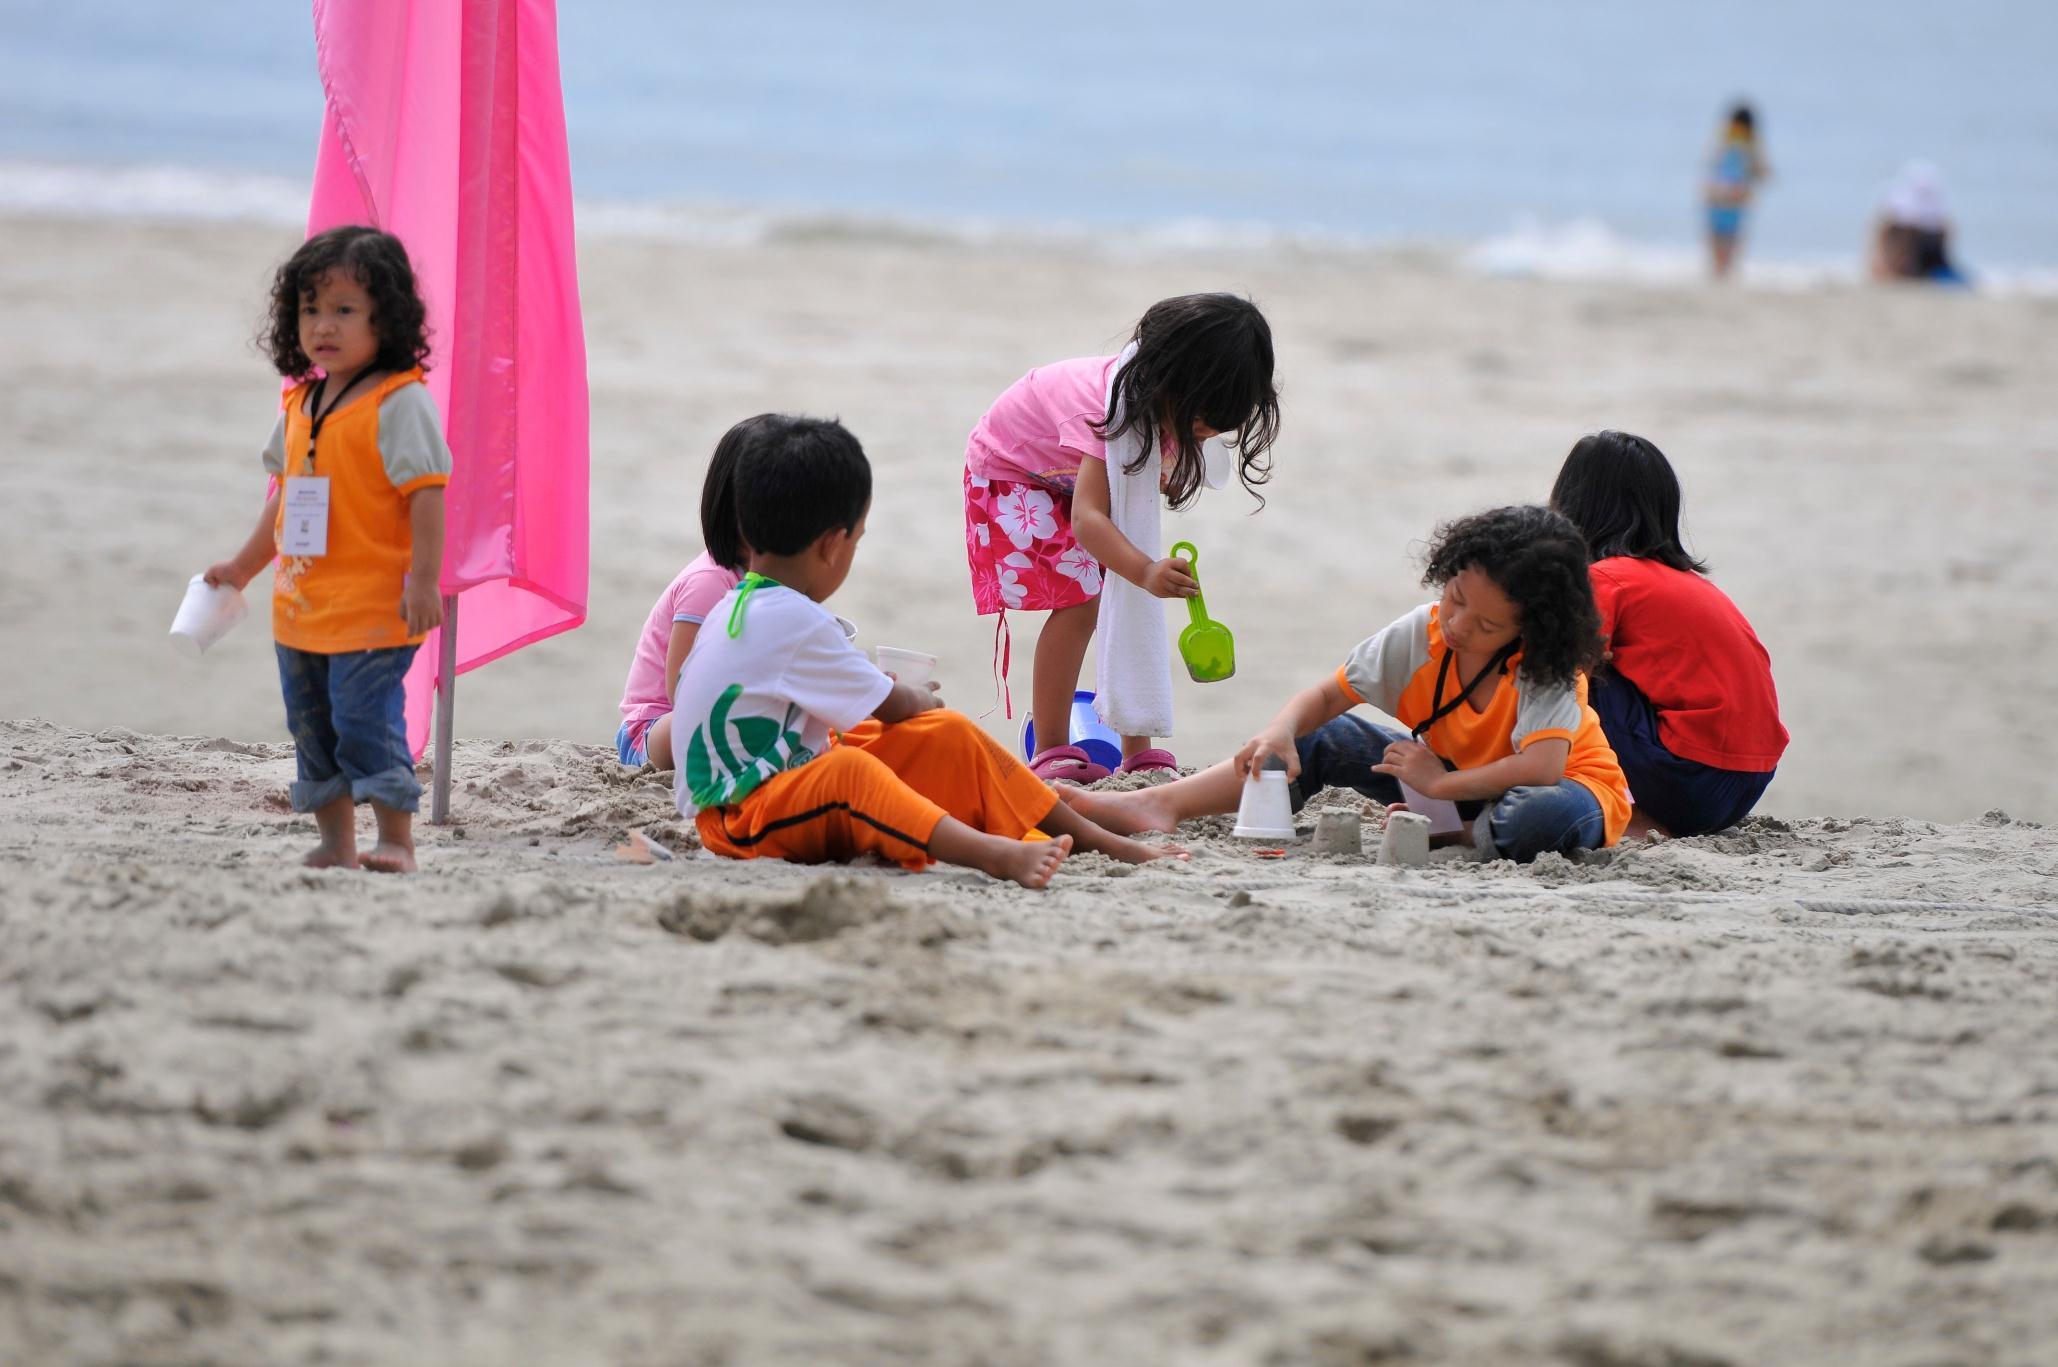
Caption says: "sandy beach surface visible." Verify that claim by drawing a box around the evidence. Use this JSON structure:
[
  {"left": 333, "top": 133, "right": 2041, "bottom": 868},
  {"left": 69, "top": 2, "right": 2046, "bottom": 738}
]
[{"left": 4, "top": 212, "right": 2058, "bottom": 1363}]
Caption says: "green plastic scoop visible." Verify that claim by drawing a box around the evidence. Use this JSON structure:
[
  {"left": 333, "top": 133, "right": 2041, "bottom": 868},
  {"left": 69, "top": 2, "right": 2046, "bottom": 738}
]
[{"left": 1170, "top": 540, "right": 1235, "bottom": 683}]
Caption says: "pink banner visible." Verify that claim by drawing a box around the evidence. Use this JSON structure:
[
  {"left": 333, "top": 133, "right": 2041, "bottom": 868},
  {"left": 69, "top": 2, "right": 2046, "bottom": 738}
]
[{"left": 308, "top": 0, "right": 589, "bottom": 755}]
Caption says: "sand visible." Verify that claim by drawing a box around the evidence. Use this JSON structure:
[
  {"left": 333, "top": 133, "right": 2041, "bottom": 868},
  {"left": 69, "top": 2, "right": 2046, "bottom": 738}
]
[{"left": 3, "top": 212, "right": 2058, "bottom": 1363}]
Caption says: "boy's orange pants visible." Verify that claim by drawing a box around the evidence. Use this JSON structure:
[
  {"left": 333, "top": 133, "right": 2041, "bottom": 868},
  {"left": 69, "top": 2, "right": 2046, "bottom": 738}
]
[{"left": 695, "top": 710, "right": 1059, "bottom": 870}]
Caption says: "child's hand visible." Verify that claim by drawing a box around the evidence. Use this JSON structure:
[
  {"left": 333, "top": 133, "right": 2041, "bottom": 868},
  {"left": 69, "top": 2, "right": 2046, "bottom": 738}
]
[
  {"left": 1371, "top": 739, "right": 1447, "bottom": 797},
  {"left": 202, "top": 559, "right": 253, "bottom": 591},
  {"left": 401, "top": 576, "right": 443, "bottom": 635},
  {"left": 1140, "top": 557, "right": 1200, "bottom": 599},
  {"left": 1233, "top": 725, "right": 1298, "bottom": 781}
]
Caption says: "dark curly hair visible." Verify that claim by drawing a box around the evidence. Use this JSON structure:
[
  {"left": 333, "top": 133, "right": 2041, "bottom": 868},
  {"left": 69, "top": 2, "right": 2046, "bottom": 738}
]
[
  {"left": 1093, "top": 292, "right": 1281, "bottom": 511},
  {"left": 261, "top": 226, "right": 432, "bottom": 381},
  {"left": 1421, "top": 505, "right": 1603, "bottom": 690}
]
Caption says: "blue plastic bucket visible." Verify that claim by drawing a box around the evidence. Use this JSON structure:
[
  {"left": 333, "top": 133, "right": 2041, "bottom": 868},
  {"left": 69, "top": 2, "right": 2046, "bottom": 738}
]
[{"left": 1022, "top": 689, "right": 1123, "bottom": 771}]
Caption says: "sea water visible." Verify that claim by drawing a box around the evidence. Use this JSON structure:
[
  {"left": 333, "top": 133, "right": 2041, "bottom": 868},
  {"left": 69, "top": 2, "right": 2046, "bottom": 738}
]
[{"left": 3, "top": 0, "right": 2053, "bottom": 280}]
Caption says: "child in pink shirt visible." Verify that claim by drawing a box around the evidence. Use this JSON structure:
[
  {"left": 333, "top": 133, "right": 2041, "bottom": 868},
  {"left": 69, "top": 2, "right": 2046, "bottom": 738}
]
[
  {"left": 964, "top": 294, "right": 1281, "bottom": 781},
  {"left": 613, "top": 418, "right": 765, "bottom": 767}
]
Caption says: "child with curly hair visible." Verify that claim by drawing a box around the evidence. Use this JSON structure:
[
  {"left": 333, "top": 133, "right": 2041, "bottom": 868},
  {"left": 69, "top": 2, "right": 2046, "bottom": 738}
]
[
  {"left": 1065, "top": 506, "right": 1631, "bottom": 863},
  {"left": 203, "top": 226, "right": 449, "bottom": 872}
]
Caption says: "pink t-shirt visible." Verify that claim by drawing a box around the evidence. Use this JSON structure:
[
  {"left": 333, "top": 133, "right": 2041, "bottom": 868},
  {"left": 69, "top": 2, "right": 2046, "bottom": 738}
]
[
  {"left": 965, "top": 355, "right": 1117, "bottom": 493},
  {"left": 619, "top": 552, "right": 743, "bottom": 724}
]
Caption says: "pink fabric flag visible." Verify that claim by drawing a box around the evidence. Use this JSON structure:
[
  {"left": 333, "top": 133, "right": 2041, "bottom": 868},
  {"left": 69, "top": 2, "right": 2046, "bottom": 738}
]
[{"left": 307, "top": 0, "right": 589, "bottom": 756}]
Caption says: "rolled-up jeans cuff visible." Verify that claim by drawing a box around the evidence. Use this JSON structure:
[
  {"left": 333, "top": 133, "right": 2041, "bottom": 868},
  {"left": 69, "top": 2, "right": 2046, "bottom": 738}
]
[
  {"left": 289, "top": 774, "right": 352, "bottom": 813},
  {"left": 351, "top": 765, "right": 422, "bottom": 814}
]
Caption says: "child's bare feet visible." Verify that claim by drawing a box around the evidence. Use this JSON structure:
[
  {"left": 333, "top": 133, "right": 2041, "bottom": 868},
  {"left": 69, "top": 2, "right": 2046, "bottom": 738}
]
[
  {"left": 305, "top": 795, "right": 357, "bottom": 868},
  {"left": 1055, "top": 784, "right": 1182, "bottom": 836},
  {"left": 990, "top": 833, "right": 1072, "bottom": 889},
  {"left": 360, "top": 841, "right": 417, "bottom": 874},
  {"left": 362, "top": 802, "right": 418, "bottom": 874}
]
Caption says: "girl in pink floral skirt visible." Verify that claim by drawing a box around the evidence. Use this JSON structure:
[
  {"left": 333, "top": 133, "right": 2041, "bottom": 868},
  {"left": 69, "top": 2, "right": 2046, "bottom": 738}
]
[{"left": 964, "top": 294, "right": 1280, "bottom": 781}]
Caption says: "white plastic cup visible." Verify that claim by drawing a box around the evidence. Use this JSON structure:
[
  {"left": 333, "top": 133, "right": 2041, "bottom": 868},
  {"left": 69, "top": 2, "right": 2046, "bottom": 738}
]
[
  {"left": 873, "top": 646, "right": 937, "bottom": 687},
  {"left": 1232, "top": 768, "right": 1296, "bottom": 840},
  {"left": 1379, "top": 811, "right": 1432, "bottom": 867},
  {"left": 169, "top": 574, "right": 249, "bottom": 657}
]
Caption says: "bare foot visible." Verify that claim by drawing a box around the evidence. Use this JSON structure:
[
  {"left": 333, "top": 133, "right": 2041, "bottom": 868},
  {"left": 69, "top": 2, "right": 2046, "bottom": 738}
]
[
  {"left": 359, "top": 841, "right": 417, "bottom": 874},
  {"left": 989, "top": 833, "right": 1072, "bottom": 889},
  {"left": 1057, "top": 785, "right": 1180, "bottom": 836},
  {"left": 1625, "top": 808, "right": 1671, "bottom": 842},
  {"left": 1103, "top": 832, "right": 1188, "bottom": 864},
  {"left": 303, "top": 844, "right": 358, "bottom": 869}
]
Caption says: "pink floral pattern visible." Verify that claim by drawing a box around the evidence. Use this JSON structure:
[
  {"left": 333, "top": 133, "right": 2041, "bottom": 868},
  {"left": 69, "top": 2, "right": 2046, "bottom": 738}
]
[{"left": 965, "top": 468, "right": 1102, "bottom": 615}]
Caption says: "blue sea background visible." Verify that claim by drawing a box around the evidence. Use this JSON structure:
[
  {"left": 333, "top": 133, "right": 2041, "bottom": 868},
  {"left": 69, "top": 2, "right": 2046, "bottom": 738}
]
[{"left": 2, "top": 0, "right": 2053, "bottom": 274}]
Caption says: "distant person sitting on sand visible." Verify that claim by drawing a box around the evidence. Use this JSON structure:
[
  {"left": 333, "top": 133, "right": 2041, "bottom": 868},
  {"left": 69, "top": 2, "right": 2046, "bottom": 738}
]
[
  {"left": 1704, "top": 101, "right": 1769, "bottom": 279},
  {"left": 203, "top": 226, "right": 449, "bottom": 873},
  {"left": 612, "top": 421, "right": 754, "bottom": 769},
  {"left": 1869, "top": 160, "right": 1967, "bottom": 285},
  {"left": 1549, "top": 432, "right": 1788, "bottom": 838},
  {"left": 673, "top": 414, "right": 1184, "bottom": 887},
  {"left": 1063, "top": 506, "right": 1631, "bottom": 863}
]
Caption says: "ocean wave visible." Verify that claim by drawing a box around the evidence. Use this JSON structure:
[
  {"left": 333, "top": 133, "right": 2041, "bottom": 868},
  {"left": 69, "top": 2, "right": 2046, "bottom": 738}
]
[
  {"left": 7, "top": 160, "right": 2054, "bottom": 296},
  {"left": 0, "top": 160, "right": 309, "bottom": 224}
]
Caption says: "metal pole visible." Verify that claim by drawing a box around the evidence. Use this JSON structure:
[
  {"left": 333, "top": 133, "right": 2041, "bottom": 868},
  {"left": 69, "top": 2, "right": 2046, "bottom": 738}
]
[{"left": 430, "top": 594, "right": 458, "bottom": 824}]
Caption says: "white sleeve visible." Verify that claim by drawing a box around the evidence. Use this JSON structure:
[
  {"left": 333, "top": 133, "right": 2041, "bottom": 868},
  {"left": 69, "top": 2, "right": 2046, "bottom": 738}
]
[
  {"left": 1512, "top": 674, "right": 1582, "bottom": 749},
  {"left": 375, "top": 383, "right": 453, "bottom": 488},
  {"left": 262, "top": 414, "right": 287, "bottom": 476},
  {"left": 779, "top": 615, "right": 895, "bottom": 732},
  {"left": 1340, "top": 604, "right": 1433, "bottom": 713}
]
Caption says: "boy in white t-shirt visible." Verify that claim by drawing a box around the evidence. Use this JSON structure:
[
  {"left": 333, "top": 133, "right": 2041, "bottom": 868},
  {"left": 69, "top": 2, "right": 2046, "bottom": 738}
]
[{"left": 674, "top": 415, "right": 1183, "bottom": 888}]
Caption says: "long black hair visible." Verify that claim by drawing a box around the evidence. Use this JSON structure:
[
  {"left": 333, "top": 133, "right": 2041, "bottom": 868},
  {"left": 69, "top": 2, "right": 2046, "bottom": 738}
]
[
  {"left": 1548, "top": 430, "right": 1708, "bottom": 573},
  {"left": 700, "top": 415, "right": 776, "bottom": 571},
  {"left": 1422, "top": 506, "right": 1603, "bottom": 690},
  {"left": 1093, "top": 293, "right": 1281, "bottom": 510},
  {"left": 261, "top": 226, "right": 432, "bottom": 381}
]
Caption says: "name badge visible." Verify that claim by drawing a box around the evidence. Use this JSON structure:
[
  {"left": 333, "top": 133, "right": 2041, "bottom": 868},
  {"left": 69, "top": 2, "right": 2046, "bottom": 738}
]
[{"left": 281, "top": 476, "right": 331, "bottom": 556}]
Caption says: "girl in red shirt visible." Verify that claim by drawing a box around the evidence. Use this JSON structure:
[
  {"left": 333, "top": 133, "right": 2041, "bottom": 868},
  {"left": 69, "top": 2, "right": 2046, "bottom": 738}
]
[{"left": 1549, "top": 432, "right": 1788, "bottom": 837}]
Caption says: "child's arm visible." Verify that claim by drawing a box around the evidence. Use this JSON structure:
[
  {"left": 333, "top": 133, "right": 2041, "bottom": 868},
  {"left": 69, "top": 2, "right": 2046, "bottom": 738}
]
[
  {"left": 663, "top": 621, "right": 702, "bottom": 701},
  {"left": 872, "top": 679, "right": 942, "bottom": 723},
  {"left": 204, "top": 489, "right": 284, "bottom": 590},
  {"left": 1071, "top": 455, "right": 1198, "bottom": 599},
  {"left": 1374, "top": 736, "right": 1570, "bottom": 800},
  {"left": 1232, "top": 673, "right": 1357, "bottom": 780},
  {"left": 400, "top": 487, "right": 446, "bottom": 635}
]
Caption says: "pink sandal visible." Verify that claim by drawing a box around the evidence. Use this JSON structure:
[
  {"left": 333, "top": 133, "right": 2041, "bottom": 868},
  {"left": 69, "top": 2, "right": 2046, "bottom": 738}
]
[
  {"left": 1118, "top": 748, "right": 1180, "bottom": 775},
  {"left": 1028, "top": 745, "right": 1112, "bottom": 784}
]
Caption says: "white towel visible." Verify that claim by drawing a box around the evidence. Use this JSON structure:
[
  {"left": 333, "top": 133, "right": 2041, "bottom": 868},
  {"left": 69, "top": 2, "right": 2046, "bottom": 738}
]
[{"left": 1094, "top": 342, "right": 1175, "bottom": 738}]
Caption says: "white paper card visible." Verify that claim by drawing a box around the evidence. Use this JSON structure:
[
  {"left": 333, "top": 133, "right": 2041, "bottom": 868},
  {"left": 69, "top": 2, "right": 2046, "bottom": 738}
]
[
  {"left": 1396, "top": 778, "right": 1464, "bottom": 834},
  {"left": 281, "top": 476, "right": 330, "bottom": 557}
]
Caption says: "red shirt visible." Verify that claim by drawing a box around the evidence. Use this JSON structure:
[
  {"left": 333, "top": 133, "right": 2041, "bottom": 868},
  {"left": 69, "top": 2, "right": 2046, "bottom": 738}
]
[{"left": 1589, "top": 557, "right": 1788, "bottom": 772}]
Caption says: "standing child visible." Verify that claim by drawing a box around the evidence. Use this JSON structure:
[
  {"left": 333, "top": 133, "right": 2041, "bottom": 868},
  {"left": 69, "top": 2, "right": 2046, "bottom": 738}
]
[
  {"left": 964, "top": 293, "right": 1281, "bottom": 781},
  {"left": 203, "top": 226, "right": 449, "bottom": 873},
  {"left": 1704, "top": 101, "right": 1769, "bottom": 280},
  {"left": 1549, "top": 431, "right": 1787, "bottom": 837},
  {"left": 1066, "top": 507, "right": 1632, "bottom": 864},
  {"left": 677, "top": 414, "right": 1184, "bottom": 886},
  {"left": 612, "top": 417, "right": 760, "bottom": 769}
]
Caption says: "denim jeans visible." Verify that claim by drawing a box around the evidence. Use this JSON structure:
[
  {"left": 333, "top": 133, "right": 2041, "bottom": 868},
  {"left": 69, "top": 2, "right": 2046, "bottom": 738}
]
[
  {"left": 1289, "top": 714, "right": 1607, "bottom": 863},
  {"left": 275, "top": 644, "right": 421, "bottom": 813},
  {"left": 1588, "top": 671, "right": 1774, "bottom": 837}
]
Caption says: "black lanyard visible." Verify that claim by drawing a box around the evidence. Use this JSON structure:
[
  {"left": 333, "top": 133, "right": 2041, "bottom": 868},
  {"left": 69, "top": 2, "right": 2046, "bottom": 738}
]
[
  {"left": 302, "top": 369, "right": 376, "bottom": 474},
  {"left": 1410, "top": 638, "right": 1520, "bottom": 744}
]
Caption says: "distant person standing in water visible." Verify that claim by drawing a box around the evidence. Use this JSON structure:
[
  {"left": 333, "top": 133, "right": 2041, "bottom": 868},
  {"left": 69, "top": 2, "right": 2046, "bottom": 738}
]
[
  {"left": 1869, "top": 161, "right": 1968, "bottom": 286},
  {"left": 1703, "top": 102, "right": 1768, "bottom": 279}
]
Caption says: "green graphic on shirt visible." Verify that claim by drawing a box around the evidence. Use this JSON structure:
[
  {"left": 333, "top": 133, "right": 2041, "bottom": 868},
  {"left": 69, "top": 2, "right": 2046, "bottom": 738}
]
[{"left": 684, "top": 683, "right": 814, "bottom": 809}]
